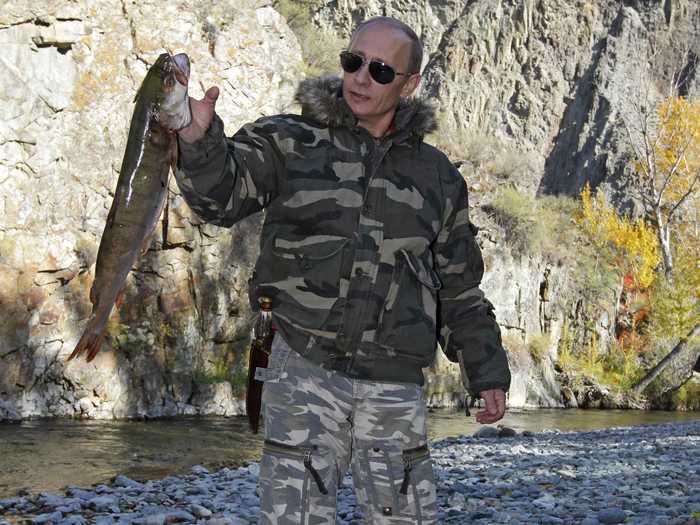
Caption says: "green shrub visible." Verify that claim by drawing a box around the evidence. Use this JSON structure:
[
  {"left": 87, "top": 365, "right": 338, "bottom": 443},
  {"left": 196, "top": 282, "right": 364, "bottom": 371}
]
[
  {"left": 670, "top": 381, "right": 700, "bottom": 410},
  {"left": 557, "top": 330, "right": 644, "bottom": 392},
  {"left": 426, "top": 128, "right": 533, "bottom": 185},
  {"left": 193, "top": 356, "right": 231, "bottom": 385},
  {"left": 527, "top": 334, "right": 551, "bottom": 363},
  {"left": 487, "top": 186, "right": 578, "bottom": 261}
]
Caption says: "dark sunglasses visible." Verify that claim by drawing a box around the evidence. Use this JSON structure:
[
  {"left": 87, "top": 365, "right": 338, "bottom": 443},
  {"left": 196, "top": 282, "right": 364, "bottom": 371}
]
[{"left": 340, "top": 51, "right": 410, "bottom": 85}]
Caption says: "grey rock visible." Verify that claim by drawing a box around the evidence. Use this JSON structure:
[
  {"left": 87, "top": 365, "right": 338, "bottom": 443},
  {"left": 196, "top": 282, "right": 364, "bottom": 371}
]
[
  {"left": 206, "top": 518, "right": 248, "bottom": 525},
  {"left": 539, "top": 516, "right": 565, "bottom": 525},
  {"left": 113, "top": 475, "right": 142, "bottom": 488},
  {"left": 497, "top": 426, "right": 518, "bottom": 438},
  {"left": 191, "top": 465, "right": 210, "bottom": 475},
  {"left": 55, "top": 503, "right": 82, "bottom": 514},
  {"left": 66, "top": 488, "right": 95, "bottom": 500},
  {"left": 56, "top": 517, "right": 88, "bottom": 525},
  {"left": 473, "top": 426, "right": 499, "bottom": 438},
  {"left": 133, "top": 515, "right": 167, "bottom": 525},
  {"left": 38, "top": 494, "right": 69, "bottom": 507},
  {"left": 598, "top": 507, "right": 628, "bottom": 524},
  {"left": 88, "top": 495, "right": 119, "bottom": 512},
  {"left": 191, "top": 504, "right": 213, "bottom": 518},
  {"left": 31, "top": 511, "right": 63, "bottom": 524}
]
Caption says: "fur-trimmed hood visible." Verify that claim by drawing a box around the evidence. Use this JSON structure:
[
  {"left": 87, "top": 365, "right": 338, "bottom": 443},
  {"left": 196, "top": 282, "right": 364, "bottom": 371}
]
[{"left": 294, "top": 76, "right": 437, "bottom": 138}]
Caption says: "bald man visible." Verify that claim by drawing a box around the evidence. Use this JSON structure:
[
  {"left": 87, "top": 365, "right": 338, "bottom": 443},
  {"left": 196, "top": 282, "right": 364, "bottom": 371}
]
[{"left": 175, "top": 16, "right": 510, "bottom": 525}]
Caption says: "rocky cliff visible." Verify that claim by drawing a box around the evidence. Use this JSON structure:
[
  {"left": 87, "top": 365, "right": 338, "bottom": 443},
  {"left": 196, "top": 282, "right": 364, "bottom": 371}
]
[
  {"left": 1, "top": 0, "right": 698, "bottom": 419},
  {"left": 0, "top": 0, "right": 301, "bottom": 419}
]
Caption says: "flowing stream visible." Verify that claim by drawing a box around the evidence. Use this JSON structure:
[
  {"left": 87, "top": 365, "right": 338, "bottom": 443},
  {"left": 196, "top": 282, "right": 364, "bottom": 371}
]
[{"left": 1, "top": 408, "right": 698, "bottom": 498}]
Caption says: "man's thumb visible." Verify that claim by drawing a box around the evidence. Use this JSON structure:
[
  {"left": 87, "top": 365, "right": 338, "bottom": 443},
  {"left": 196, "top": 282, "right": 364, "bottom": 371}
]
[{"left": 204, "top": 86, "right": 219, "bottom": 105}]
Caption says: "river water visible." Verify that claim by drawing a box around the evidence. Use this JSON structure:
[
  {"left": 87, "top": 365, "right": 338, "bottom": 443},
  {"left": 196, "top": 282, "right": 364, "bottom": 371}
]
[{"left": 1, "top": 408, "right": 698, "bottom": 498}]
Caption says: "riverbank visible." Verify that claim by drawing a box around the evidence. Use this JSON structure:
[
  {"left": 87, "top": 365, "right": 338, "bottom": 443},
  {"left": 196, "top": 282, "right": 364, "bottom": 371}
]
[
  {"left": 1, "top": 420, "right": 699, "bottom": 525},
  {"left": 3, "top": 409, "right": 698, "bottom": 497}
]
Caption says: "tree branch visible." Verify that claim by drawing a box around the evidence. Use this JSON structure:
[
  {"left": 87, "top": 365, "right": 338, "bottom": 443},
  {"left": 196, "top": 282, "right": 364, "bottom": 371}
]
[{"left": 632, "top": 323, "right": 700, "bottom": 395}]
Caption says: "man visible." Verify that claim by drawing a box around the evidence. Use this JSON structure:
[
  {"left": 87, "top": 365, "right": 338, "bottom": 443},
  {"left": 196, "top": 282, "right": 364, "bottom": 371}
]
[{"left": 175, "top": 16, "right": 510, "bottom": 525}]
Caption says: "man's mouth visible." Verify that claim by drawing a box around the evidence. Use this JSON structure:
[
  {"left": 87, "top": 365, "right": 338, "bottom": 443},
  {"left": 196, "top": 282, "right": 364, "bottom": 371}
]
[{"left": 350, "top": 91, "right": 371, "bottom": 102}]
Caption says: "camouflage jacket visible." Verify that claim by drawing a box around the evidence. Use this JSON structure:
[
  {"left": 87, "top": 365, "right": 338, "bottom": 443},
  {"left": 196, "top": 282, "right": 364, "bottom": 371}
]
[{"left": 174, "top": 76, "right": 510, "bottom": 394}]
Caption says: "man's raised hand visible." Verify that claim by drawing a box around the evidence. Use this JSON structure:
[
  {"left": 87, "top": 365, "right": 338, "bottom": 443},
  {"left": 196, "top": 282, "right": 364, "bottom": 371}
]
[{"left": 178, "top": 85, "right": 219, "bottom": 144}]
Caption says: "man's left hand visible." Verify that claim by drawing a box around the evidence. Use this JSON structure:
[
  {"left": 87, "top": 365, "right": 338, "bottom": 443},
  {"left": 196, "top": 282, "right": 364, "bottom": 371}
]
[{"left": 475, "top": 389, "right": 506, "bottom": 424}]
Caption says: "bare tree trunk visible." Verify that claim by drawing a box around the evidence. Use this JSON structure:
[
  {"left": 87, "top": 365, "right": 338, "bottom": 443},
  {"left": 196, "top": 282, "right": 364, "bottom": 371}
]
[
  {"left": 654, "top": 206, "right": 674, "bottom": 283},
  {"left": 632, "top": 323, "right": 700, "bottom": 395}
]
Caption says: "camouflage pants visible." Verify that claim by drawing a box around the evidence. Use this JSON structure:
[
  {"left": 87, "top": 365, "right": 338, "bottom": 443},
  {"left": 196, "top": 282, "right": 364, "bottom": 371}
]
[{"left": 257, "top": 335, "right": 438, "bottom": 524}]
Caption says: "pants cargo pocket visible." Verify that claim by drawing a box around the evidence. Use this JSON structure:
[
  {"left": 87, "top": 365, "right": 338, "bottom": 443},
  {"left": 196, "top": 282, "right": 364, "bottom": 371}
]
[
  {"left": 399, "top": 445, "right": 435, "bottom": 523},
  {"left": 259, "top": 439, "right": 335, "bottom": 525},
  {"left": 354, "top": 442, "right": 435, "bottom": 522}
]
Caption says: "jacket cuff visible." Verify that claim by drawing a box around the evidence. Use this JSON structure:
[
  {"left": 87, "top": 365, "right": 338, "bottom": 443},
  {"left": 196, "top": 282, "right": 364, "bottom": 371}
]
[
  {"left": 457, "top": 347, "right": 511, "bottom": 397},
  {"left": 178, "top": 113, "right": 226, "bottom": 170}
]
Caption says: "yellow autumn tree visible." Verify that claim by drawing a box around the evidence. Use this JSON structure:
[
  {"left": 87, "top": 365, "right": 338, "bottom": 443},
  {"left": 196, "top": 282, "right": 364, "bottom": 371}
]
[
  {"left": 621, "top": 95, "right": 700, "bottom": 395},
  {"left": 577, "top": 183, "right": 660, "bottom": 289},
  {"left": 628, "top": 96, "right": 700, "bottom": 281}
]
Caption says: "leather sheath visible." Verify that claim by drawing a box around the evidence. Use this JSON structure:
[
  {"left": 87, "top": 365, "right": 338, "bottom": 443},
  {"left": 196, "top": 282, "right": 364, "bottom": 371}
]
[{"left": 246, "top": 332, "right": 273, "bottom": 434}]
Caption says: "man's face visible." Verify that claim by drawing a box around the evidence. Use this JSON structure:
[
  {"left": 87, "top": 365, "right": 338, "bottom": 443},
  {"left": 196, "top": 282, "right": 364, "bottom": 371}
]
[{"left": 342, "top": 23, "right": 420, "bottom": 129}]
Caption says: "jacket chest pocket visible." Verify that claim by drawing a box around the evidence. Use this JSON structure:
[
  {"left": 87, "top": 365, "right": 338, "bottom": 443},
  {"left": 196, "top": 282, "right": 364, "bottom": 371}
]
[
  {"left": 375, "top": 249, "right": 442, "bottom": 361},
  {"left": 251, "top": 236, "right": 350, "bottom": 330}
]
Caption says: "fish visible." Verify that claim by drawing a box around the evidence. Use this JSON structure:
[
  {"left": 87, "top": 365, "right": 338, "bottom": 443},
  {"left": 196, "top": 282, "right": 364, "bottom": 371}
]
[{"left": 68, "top": 52, "right": 192, "bottom": 362}]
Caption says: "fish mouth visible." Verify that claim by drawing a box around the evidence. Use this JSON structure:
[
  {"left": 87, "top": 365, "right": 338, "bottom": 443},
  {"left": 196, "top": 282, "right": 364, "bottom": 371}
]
[
  {"left": 150, "top": 52, "right": 192, "bottom": 130},
  {"left": 171, "top": 53, "right": 190, "bottom": 86}
]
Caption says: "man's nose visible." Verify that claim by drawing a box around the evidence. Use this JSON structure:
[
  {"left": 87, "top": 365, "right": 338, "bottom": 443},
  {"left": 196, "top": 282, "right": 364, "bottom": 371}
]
[{"left": 354, "top": 61, "right": 371, "bottom": 85}]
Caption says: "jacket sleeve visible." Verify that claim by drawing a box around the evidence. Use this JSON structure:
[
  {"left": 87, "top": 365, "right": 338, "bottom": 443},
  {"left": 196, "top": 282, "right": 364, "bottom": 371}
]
[
  {"left": 432, "top": 165, "right": 511, "bottom": 397},
  {"left": 173, "top": 113, "right": 283, "bottom": 227}
]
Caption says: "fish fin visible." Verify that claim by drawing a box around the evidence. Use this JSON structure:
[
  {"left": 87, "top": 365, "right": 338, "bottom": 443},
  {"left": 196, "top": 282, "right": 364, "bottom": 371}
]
[
  {"left": 85, "top": 332, "right": 107, "bottom": 362},
  {"left": 115, "top": 291, "right": 125, "bottom": 310},
  {"left": 89, "top": 286, "right": 100, "bottom": 309},
  {"left": 68, "top": 324, "right": 106, "bottom": 362}
]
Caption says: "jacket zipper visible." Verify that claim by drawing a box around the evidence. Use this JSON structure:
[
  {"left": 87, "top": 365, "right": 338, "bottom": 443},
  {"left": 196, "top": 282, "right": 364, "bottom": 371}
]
[
  {"left": 345, "top": 137, "right": 393, "bottom": 375},
  {"left": 263, "top": 439, "right": 328, "bottom": 495}
]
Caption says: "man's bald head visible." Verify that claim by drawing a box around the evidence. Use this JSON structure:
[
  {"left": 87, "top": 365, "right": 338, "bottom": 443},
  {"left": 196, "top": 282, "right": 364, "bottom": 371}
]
[{"left": 349, "top": 17, "right": 423, "bottom": 74}]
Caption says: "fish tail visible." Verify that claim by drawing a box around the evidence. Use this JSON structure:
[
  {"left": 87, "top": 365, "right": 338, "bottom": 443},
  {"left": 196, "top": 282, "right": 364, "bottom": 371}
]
[{"left": 68, "top": 316, "right": 107, "bottom": 362}]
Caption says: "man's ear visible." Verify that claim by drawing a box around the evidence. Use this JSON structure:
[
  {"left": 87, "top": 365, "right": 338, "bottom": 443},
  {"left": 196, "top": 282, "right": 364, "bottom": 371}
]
[{"left": 400, "top": 73, "right": 421, "bottom": 97}]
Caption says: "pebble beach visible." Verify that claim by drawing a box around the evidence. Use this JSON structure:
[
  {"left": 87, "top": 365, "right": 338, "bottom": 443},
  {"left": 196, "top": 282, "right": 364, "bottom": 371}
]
[{"left": 1, "top": 420, "right": 698, "bottom": 525}]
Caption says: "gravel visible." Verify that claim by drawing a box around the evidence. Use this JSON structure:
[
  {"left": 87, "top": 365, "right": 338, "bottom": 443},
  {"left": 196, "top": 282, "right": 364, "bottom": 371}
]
[{"left": 1, "top": 421, "right": 698, "bottom": 525}]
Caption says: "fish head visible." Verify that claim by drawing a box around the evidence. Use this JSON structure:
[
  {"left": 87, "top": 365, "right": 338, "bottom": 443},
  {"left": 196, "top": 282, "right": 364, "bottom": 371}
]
[{"left": 147, "top": 52, "right": 192, "bottom": 130}]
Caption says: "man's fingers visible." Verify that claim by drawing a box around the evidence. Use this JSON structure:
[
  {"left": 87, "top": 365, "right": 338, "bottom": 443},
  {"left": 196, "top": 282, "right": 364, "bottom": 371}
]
[
  {"left": 475, "top": 389, "right": 506, "bottom": 424},
  {"left": 481, "top": 389, "right": 498, "bottom": 414},
  {"left": 475, "top": 412, "right": 499, "bottom": 424},
  {"left": 495, "top": 389, "right": 506, "bottom": 415},
  {"left": 483, "top": 390, "right": 496, "bottom": 414},
  {"left": 475, "top": 408, "right": 501, "bottom": 424}
]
